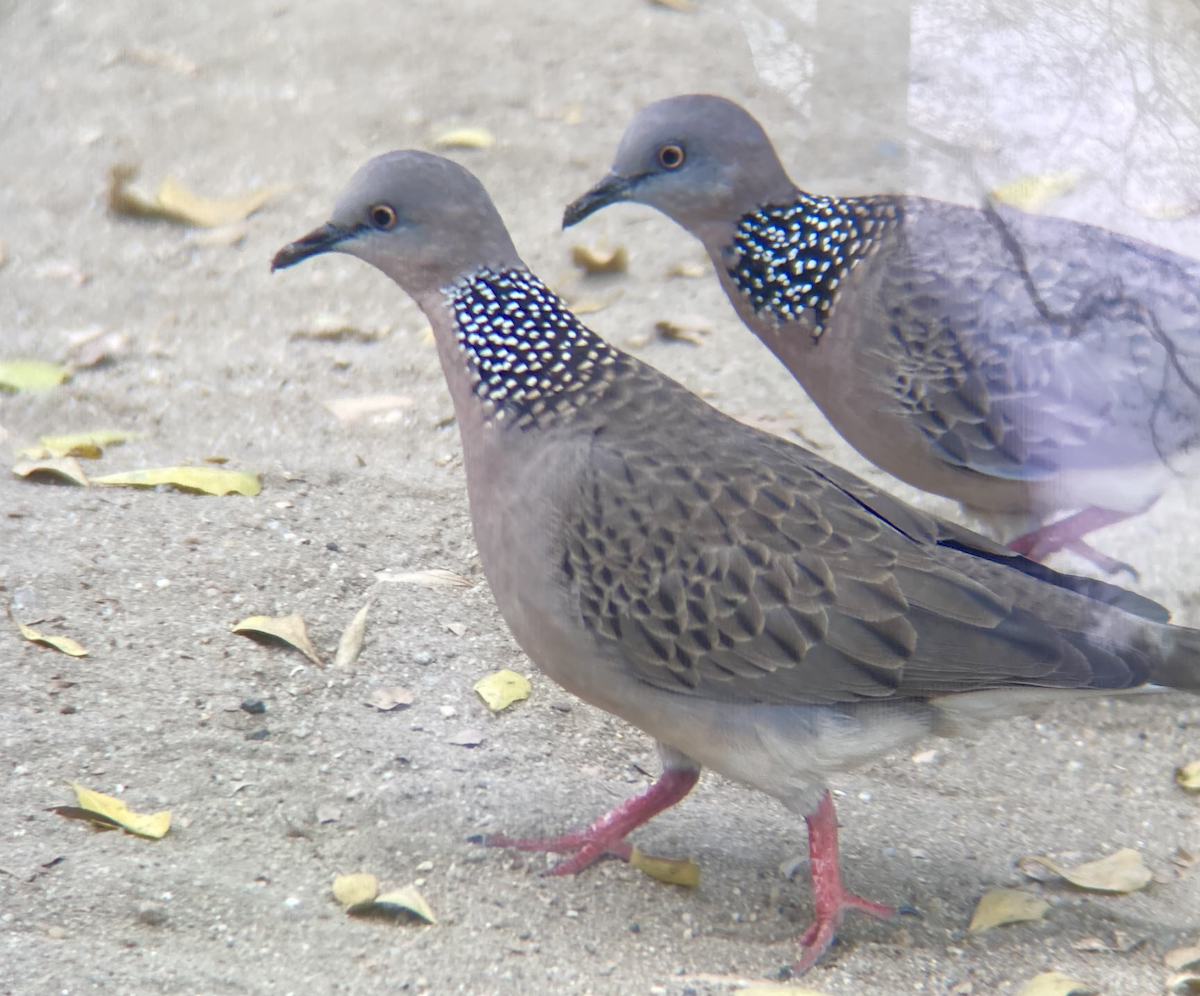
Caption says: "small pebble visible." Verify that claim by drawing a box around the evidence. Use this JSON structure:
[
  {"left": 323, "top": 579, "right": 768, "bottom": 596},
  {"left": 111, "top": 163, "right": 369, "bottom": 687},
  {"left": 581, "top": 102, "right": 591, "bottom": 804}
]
[
  {"left": 136, "top": 904, "right": 168, "bottom": 927},
  {"left": 244, "top": 728, "right": 270, "bottom": 741},
  {"left": 326, "top": 541, "right": 339, "bottom": 552},
  {"left": 241, "top": 699, "right": 267, "bottom": 715},
  {"left": 413, "top": 651, "right": 435, "bottom": 666}
]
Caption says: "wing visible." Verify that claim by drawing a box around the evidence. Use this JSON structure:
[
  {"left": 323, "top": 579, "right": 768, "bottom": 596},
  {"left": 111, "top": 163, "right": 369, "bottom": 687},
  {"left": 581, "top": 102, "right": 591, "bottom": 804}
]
[
  {"left": 862, "top": 197, "right": 1200, "bottom": 480},
  {"left": 562, "top": 411, "right": 1160, "bottom": 707}
]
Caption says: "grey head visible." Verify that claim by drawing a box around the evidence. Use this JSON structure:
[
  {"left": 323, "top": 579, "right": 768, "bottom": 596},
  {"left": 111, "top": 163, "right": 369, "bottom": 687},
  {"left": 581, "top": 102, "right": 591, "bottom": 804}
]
[
  {"left": 272, "top": 150, "right": 523, "bottom": 298},
  {"left": 563, "top": 94, "right": 795, "bottom": 236}
]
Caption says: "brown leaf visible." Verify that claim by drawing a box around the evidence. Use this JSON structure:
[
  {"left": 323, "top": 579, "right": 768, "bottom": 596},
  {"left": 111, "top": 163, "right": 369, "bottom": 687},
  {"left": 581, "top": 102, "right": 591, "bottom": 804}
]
[
  {"left": 334, "top": 601, "right": 371, "bottom": 668},
  {"left": 108, "top": 163, "right": 280, "bottom": 228},
  {"left": 968, "top": 889, "right": 1049, "bottom": 932},
  {"left": 1021, "top": 848, "right": 1152, "bottom": 893}
]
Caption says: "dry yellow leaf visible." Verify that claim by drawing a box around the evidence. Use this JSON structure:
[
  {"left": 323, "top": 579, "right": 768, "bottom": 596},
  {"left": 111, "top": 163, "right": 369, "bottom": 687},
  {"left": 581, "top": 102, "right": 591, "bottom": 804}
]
[
  {"left": 968, "top": 889, "right": 1049, "bottom": 932},
  {"left": 233, "top": 613, "right": 323, "bottom": 666},
  {"left": 37, "top": 430, "right": 134, "bottom": 458},
  {"left": 375, "top": 568, "right": 473, "bottom": 588},
  {"left": 12, "top": 615, "right": 88, "bottom": 656},
  {"left": 1177, "top": 760, "right": 1200, "bottom": 793},
  {"left": 1015, "top": 971, "right": 1096, "bottom": 996},
  {"left": 335, "top": 601, "right": 371, "bottom": 668},
  {"left": 0, "top": 359, "right": 69, "bottom": 392},
  {"left": 473, "top": 669, "right": 531, "bottom": 712},
  {"left": 12, "top": 457, "right": 89, "bottom": 487},
  {"left": 434, "top": 126, "right": 495, "bottom": 149},
  {"left": 990, "top": 171, "right": 1078, "bottom": 212},
  {"left": 630, "top": 845, "right": 700, "bottom": 886},
  {"left": 655, "top": 316, "right": 713, "bottom": 345},
  {"left": 666, "top": 261, "right": 706, "bottom": 278},
  {"left": 332, "top": 873, "right": 378, "bottom": 907},
  {"left": 66, "top": 781, "right": 170, "bottom": 838},
  {"left": 570, "top": 244, "right": 628, "bottom": 275},
  {"left": 321, "top": 394, "right": 415, "bottom": 421},
  {"left": 1022, "top": 848, "right": 1151, "bottom": 893},
  {"left": 108, "top": 163, "right": 280, "bottom": 227},
  {"left": 1167, "top": 948, "right": 1200, "bottom": 971},
  {"left": 203, "top": 455, "right": 229, "bottom": 464},
  {"left": 373, "top": 885, "right": 437, "bottom": 923},
  {"left": 92, "top": 466, "right": 260, "bottom": 496}
]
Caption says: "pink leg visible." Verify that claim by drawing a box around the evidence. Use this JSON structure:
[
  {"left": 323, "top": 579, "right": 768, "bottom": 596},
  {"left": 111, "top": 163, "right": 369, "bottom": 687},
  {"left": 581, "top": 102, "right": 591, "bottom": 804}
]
[
  {"left": 1007, "top": 507, "right": 1134, "bottom": 574},
  {"left": 472, "top": 765, "right": 700, "bottom": 876},
  {"left": 792, "top": 790, "right": 897, "bottom": 975}
]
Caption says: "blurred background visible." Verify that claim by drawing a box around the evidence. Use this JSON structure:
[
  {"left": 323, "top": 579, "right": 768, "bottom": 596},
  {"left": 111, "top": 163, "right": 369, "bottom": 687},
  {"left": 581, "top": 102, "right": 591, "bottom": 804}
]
[{"left": 3, "top": 2, "right": 1200, "bottom": 995}]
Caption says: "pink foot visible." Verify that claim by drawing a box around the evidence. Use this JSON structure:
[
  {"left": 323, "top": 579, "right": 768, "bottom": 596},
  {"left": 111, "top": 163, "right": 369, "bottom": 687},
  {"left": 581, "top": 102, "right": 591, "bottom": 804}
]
[
  {"left": 791, "top": 791, "right": 901, "bottom": 976},
  {"left": 1007, "top": 507, "right": 1135, "bottom": 575},
  {"left": 471, "top": 765, "right": 700, "bottom": 876}
]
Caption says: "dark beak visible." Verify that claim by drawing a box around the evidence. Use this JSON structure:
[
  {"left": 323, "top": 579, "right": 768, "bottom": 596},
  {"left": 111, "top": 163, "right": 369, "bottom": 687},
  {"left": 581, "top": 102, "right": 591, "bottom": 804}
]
[
  {"left": 562, "top": 173, "right": 643, "bottom": 228},
  {"left": 271, "top": 222, "right": 354, "bottom": 271}
]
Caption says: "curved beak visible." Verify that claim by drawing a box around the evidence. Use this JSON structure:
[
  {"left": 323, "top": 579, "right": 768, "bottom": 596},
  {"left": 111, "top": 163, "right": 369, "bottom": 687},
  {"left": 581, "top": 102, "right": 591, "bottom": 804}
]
[
  {"left": 562, "top": 173, "right": 643, "bottom": 228},
  {"left": 271, "top": 222, "right": 355, "bottom": 271}
]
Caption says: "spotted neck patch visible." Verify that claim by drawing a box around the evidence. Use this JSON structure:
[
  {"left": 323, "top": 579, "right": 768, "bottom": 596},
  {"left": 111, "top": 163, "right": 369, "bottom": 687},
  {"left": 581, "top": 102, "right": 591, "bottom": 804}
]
[
  {"left": 727, "top": 192, "right": 900, "bottom": 335},
  {"left": 448, "top": 267, "right": 622, "bottom": 428}
]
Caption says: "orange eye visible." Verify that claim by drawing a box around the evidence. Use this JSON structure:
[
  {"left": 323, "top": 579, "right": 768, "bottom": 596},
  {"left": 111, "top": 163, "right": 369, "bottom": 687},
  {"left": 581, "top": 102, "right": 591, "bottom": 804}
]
[
  {"left": 369, "top": 204, "right": 397, "bottom": 229},
  {"left": 657, "top": 144, "right": 685, "bottom": 169}
]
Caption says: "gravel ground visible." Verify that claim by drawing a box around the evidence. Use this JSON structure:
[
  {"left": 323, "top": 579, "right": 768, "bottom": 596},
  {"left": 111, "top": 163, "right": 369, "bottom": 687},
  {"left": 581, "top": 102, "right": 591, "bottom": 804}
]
[{"left": 2, "top": 2, "right": 1199, "bottom": 995}]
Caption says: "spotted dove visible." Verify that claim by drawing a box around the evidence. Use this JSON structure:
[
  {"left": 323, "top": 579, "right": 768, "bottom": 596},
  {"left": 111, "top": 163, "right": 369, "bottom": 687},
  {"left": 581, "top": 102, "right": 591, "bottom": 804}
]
[
  {"left": 564, "top": 93, "right": 1200, "bottom": 574},
  {"left": 274, "top": 150, "right": 1200, "bottom": 974}
]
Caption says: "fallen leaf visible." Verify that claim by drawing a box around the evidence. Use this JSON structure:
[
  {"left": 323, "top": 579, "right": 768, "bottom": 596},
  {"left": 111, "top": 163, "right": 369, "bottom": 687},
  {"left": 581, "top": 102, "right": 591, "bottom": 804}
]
[
  {"left": 968, "top": 889, "right": 1049, "bottom": 932},
  {"left": 570, "top": 244, "right": 628, "bottom": 275},
  {"left": 570, "top": 298, "right": 616, "bottom": 315},
  {"left": 740, "top": 989, "right": 832, "bottom": 996},
  {"left": 473, "top": 669, "right": 531, "bottom": 712},
  {"left": 650, "top": 0, "right": 694, "bottom": 10},
  {"left": 0, "top": 360, "right": 69, "bottom": 392},
  {"left": 443, "top": 620, "right": 467, "bottom": 637},
  {"left": 1167, "top": 948, "right": 1200, "bottom": 971},
  {"left": 321, "top": 394, "right": 415, "bottom": 422},
  {"left": 990, "top": 171, "right": 1078, "bottom": 212},
  {"left": 374, "top": 568, "right": 473, "bottom": 588},
  {"left": 655, "top": 315, "right": 713, "bottom": 345},
  {"left": 109, "top": 44, "right": 198, "bottom": 76},
  {"left": 334, "top": 601, "right": 371, "bottom": 668},
  {"left": 232, "top": 613, "right": 323, "bottom": 666},
  {"left": 433, "top": 126, "right": 495, "bottom": 149},
  {"left": 12, "top": 457, "right": 89, "bottom": 487},
  {"left": 291, "top": 314, "right": 391, "bottom": 342},
  {"left": 449, "top": 729, "right": 483, "bottom": 747},
  {"left": 666, "top": 261, "right": 706, "bottom": 278},
  {"left": 332, "top": 872, "right": 378, "bottom": 907},
  {"left": 59, "top": 782, "right": 170, "bottom": 838},
  {"left": 364, "top": 686, "right": 414, "bottom": 711},
  {"left": 91, "top": 466, "right": 261, "bottom": 496},
  {"left": 630, "top": 845, "right": 700, "bottom": 886},
  {"left": 184, "top": 222, "right": 249, "bottom": 247},
  {"left": 63, "top": 327, "right": 131, "bottom": 369},
  {"left": 1167, "top": 973, "right": 1200, "bottom": 994},
  {"left": 203, "top": 455, "right": 229, "bottom": 464},
  {"left": 35, "top": 430, "right": 134, "bottom": 459},
  {"left": 1015, "top": 971, "right": 1096, "bottom": 996},
  {"left": 1177, "top": 760, "right": 1200, "bottom": 793},
  {"left": 371, "top": 884, "right": 437, "bottom": 923},
  {"left": 108, "top": 163, "right": 281, "bottom": 227},
  {"left": 11, "top": 615, "right": 88, "bottom": 657},
  {"left": 1021, "top": 848, "right": 1152, "bottom": 893}
]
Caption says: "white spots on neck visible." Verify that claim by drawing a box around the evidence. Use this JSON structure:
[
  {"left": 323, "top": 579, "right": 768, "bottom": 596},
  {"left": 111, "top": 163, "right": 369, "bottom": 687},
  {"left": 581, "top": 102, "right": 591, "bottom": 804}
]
[
  {"left": 448, "top": 267, "right": 620, "bottom": 427},
  {"left": 728, "top": 193, "right": 898, "bottom": 334}
]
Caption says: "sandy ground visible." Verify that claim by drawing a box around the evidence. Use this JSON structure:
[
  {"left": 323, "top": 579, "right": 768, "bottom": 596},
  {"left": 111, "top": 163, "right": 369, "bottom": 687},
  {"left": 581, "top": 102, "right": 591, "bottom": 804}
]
[{"left": 2, "top": 1, "right": 1199, "bottom": 994}]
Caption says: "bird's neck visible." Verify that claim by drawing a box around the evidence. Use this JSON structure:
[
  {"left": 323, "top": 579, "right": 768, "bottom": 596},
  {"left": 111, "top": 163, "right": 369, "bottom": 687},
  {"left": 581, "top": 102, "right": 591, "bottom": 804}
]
[
  {"left": 720, "top": 190, "right": 900, "bottom": 337},
  {"left": 428, "top": 266, "right": 624, "bottom": 432}
]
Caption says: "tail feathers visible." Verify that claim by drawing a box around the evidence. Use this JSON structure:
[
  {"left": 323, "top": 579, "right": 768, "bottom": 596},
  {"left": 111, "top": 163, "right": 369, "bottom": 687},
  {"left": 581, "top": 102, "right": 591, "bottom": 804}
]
[{"left": 1154, "top": 624, "right": 1200, "bottom": 692}]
